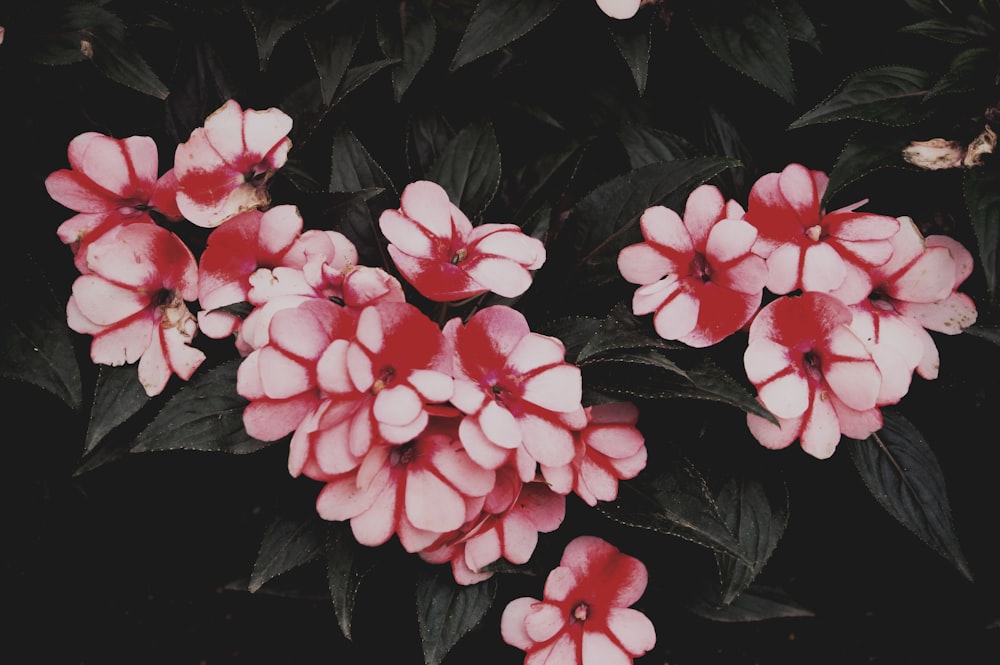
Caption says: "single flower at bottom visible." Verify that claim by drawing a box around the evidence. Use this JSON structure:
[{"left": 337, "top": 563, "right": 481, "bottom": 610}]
[{"left": 501, "top": 535, "right": 656, "bottom": 665}]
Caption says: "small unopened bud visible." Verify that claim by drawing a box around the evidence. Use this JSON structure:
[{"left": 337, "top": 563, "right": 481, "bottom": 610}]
[
  {"left": 963, "top": 126, "right": 996, "bottom": 167},
  {"left": 902, "top": 138, "right": 964, "bottom": 170},
  {"left": 80, "top": 38, "right": 94, "bottom": 60}
]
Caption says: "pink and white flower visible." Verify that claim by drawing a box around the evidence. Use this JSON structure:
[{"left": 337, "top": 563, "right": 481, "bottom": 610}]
[
  {"left": 46, "top": 132, "right": 181, "bottom": 272},
  {"left": 743, "top": 163, "right": 900, "bottom": 304},
  {"left": 618, "top": 184, "right": 768, "bottom": 347},
  {"left": 173, "top": 99, "right": 292, "bottom": 228},
  {"left": 378, "top": 180, "right": 546, "bottom": 301},
  {"left": 595, "top": 0, "right": 644, "bottom": 19},
  {"left": 743, "top": 292, "right": 884, "bottom": 459},
  {"left": 66, "top": 224, "right": 204, "bottom": 396},
  {"left": 501, "top": 535, "right": 656, "bottom": 665}
]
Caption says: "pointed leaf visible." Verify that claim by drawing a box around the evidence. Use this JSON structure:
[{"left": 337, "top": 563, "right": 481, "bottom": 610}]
[
  {"left": 331, "top": 58, "right": 399, "bottom": 108},
  {"left": 85, "top": 365, "right": 149, "bottom": 454},
  {"left": 0, "top": 253, "right": 81, "bottom": 411},
  {"left": 789, "top": 66, "right": 936, "bottom": 129},
  {"left": 329, "top": 125, "right": 396, "bottom": 196},
  {"left": 406, "top": 112, "right": 456, "bottom": 181},
  {"left": 701, "top": 106, "right": 753, "bottom": 199},
  {"left": 87, "top": 13, "right": 170, "bottom": 99},
  {"left": 689, "top": 583, "right": 814, "bottom": 622},
  {"left": 964, "top": 167, "right": 1000, "bottom": 300},
  {"left": 775, "top": 0, "right": 819, "bottom": 50},
  {"left": 243, "top": 0, "right": 326, "bottom": 70},
  {"left": 305, "top": 10, "right": 365, "bottom": 106},
  {"left": 577, "top": 301, "right": 685, "bottom": 363},
  {"left": 597, "top": 458, "right": 749, "bottom": 562},
  {"left": 823, "top": 128, "right": 913, "bottom": 209},
  {"left": 250, "top": 511, "right": 327, "bottom": 593},
  {"left": 963, "top": 324, "right": 1000, "bottom": 347},
  {"left": 131, "top": 360, "right": 274, "bottom": 454},
  {"left": 689, "top": 0, "right": 794, "bottom": 102},
  {"left": 415, "top": 569, "right": 496, "bottom": 665},
  {"left": 426, "top": 121, "right": 502, "bottom": 220},
  {"left": 618, "top": 124, "right": 696, "bottom": 169},
  {"left": 326, "top": 521, "right": 377, "bottom": 640},
  {"left": 450, "top": 0, "right": 563, "bottom": 71},
  {"left": 926, "top": 47, "right": 995, "bottom": 99},
  {"left": 165, "top": 40, "right": 238, "bottom": 145},
  {"left": 900, "top": 18, "right": 991, "bottom": 44},
  {"left": 377, "top": 0, "right": 437, "bottom": 102},
  {"left": 534, "top": 315, "right": 603, "bottom": 364},
  {"left": 608, "top": 10, "right": 652, "bottom": 95},
  {"left": 849, "top": 409, "right": 973, "bottom": 581}
]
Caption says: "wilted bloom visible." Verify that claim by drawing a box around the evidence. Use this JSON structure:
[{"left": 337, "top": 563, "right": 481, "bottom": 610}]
[
  {"left": 618, "top": 184, "right": 767, "bottom": 347},
  {"left": 46, "top": 132, "right": 180, "bottom": 272},
  {"left": 67, "top": 224, "right": 204, "bottom": 396},
  {"left": 744, "top": 292, "right": 884, "bottom": 459},
  {"left": 501, "top": 535, "right": 656, "bottom": 665},
  {"left": 445, "top": 306, "right": 586, "bottom": 481},
  {"left": 173, "top": 99, "right": 292, "bottom": 228},
  {"left": 378, "top": 180, "right": 545, "bottom": 301},
  {"left": 902, "top": 138, "right": 965, "bottom": 170},
  {"left": 744, "top": 163, "right": 900, "bottom": 305}
]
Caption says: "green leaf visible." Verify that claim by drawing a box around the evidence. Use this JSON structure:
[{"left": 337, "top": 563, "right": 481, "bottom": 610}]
[
  {"left": 331, "top": 58, "right": 399, "bottom": 108},
  {"left": 426, "top": 120, "right": 502, "bottom": 220},
  {"left": 86, "top": 13, "right": 170, "bottom": 99},
  {"left": 849, "top": 409, "right": 973, "bottom": 581},
  {"left": 305, "top": 9, "right": 365, "bottom": 106},
  {"left": 714, "top": 476, "right": 789, "bottom": 605},
  {"left": 415, "top": 569, "right": 496, "bottom": 665},
  {"left": 377, "top": 0, "right": 437, "bottom": 102},
  {"left": 899, "top": 18, "right": 991, "bottom": 44},
  {"left": 85, "top": 365, "right": 149, "bottom": 455},
  {"left": 963, "top": 324, "right": 1000, "bottom": 346},
  {"left": 326, "top": 522, "right": 377, "bottom": 640},
  {"left": 406, "top": 112, "right": 456, "bottom": 181},
  {"left": 689, "top": 0, "right": 794, "bottom": 103},
  {"left": 249, "top": 511, "right": 327, "bottom": 593},
  {"left": 701, "top": 106, "right": 754, "bottom": 199},
  {"left": 775, "top": 0, "right": 819, "bottom": 50},
  {"left": 608, "top": 10, "right": 652, "bottom": 95},
  {"left": 927, "top": 47, "right": 995, "bottom": 99},
  {"left": 597, "top": 458, "right": 748, "bottom": 562},
  {"left": 450, "top": 0, "right": 563, "bottom": 71},
  {"left": 329, "top": 125, "right": 396, "bottom": 197},
  {"left": 823, "top": 128, "right": 913, "bottom": 209},
  {"left": 577, "top": 301, "right": 684, "bottom": 363},
  {"left": 964, "top": 167, "right": 1000, "bottom": 300},
  {"left": 788, "top": 66, "right": 936, "bottom": 129},
  {"left": 618, "top": 124, "right": 696, "bottom": 169},
  {"left": 0, "top": 253, "right": 81, "bottom": 411},
  {"left": 534, "top": 315, "right": 603, "bottom": 364},
  {"left": 243, "top": 0, "right": 326, "bottom": 71},
  {"left": 689, "top": 583, "right": 814, "bottom": 622},
  {"left": 131, "top": 360, "right": 274, "bottom": 454}
]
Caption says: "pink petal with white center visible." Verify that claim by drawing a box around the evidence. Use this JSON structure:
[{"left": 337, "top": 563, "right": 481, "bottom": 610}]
[
  {"left": 500, "top": 597, "right": 540, "bottom": 650},
  {"left": 479, "top": 401, "right": 523, "bottom": 448},
  {"left": 517, "top": 482, "right": 566, "bottom": 532},
  {"left": 373, "top": 385, "right": 423, "bottom": 426},
  {"left": 198, "top": 100, "right": 245, "bottom": 162},
  {"left": 798, "top": 395, "right": 842, "bottom": 459},
  {"left": 764, "top": 244, "right": 805, "bottom": 295},
  {"left": 746, "top": 411, "right": 802, "bottom": 450},
  {"left": 631, "top": 276, "right": 678, "bottom": 316},
  {"left": 451, "top": 379, "right": 488, "bottom": 414},
  {"left": 617, "top": 242, "right": 673, "bottom": 285},
  {"left": 578, "top": 460, "right": 617, "bottom": 505},
  {"left": 711, "top": 253, "right": 768, "bottom": 295},
  {"left": 69, "top": 133, "right": 155, "bottom": 198},
  {"left": 897, "top": 292, "right": 978, "bottom": 334},
  {"left": 354, "top": 306, "right": 385, "bottom": 353},
  {"left": 137, "top": 331, "right": 172, "bottom": 397},
  {"left": 46, "top": 170, "right": 122, "bottom": 213},
  {"left": 378, "top": 411, "right": 428, "bottom": 444},
  {"left": 927, "top": 235, "right": 974, "bottom": 283},
  {"left": 463, "top": 257, "right": 533, "bottom": 298},
  {"left": 914, "top": 326, "right": 940, "bottom": 380},
  {"left": 705, "top": 218, "right": 759, "bottom": 264},
  {"left": 408, "top": 369, "right": 453, "bottom": 402},
  {"left": 470, "top": 225, "right": 546, "bottom": 268},
  {"left": 542, "top": 566, "right": 578, "bottom": 602},
  {"left": 836, "top": 237, "right": 894, "bottom": 266},
  {"left": 405, "top": 468, "right": 468, "bottom": 532},
  {"left": 159, "top": 315, "right": 205, "bottom": 381},
  {"left": 464, "top": 528, "right": 502, "bottom": 573},
  {"left": 346, "top": 343, "right": 375, "bottom": 393},
  {"left": 312, "top": 339, "right": 351, "bottom": 394},
  {"left": 89, "top": 314, "right": 154, "bottom": 366},
  {"left": 431, "top": 443, "right": 495, "bottom": 497},
  {"left": 349, "top": 482, "right": 399, "bottom": 547},
  {"left": 801, "top": 242, "right": 849, "bottom": 292},
  {"left": 609, "top": 447, "right": 647, "bottom": 482},
  {"left": 66, "top": 297, "right": 102, "bottom": 336},
  {"left": 526, "top": 633, "right": 576, "bottom": 665},
  {"left": 606, "top": 607, "right": 657, "bottom": 656},
  {"left": 521, "top": 364, "right": 583, "bottom": 413},
  {"left": 242, "top": 395, "right": 318, "bottom": 441},
  {"left": 755, "top": 371, "right": 809, "bottom": 420},
  {"left": 242, "top": 107, "right": 294, "bottom": 163},
  {"left": 585, "top": 424, "right": 644, "bottom": 458},
  {"left": 640, "top": 205, "right": 694, "bottom": 255},
  {"left": 831, "top": 395, "right": 883, "bottom": 440},
  {"left": 498, "top": 510, "right": 542, "bottom": 564},
  {"left": 524, "top": 602, "right": 566, "bottom": 643},
  {"left": 596, "top": 0, "right": 641, "bottom": 20},
  {"left": 582, "top": 629, "right": 632, "bottom": 665},
  {"left": 822, "top": 339, "right": 880, "bottom": 411},
  {"left": 885, "top": 245, "right": 955, "bottom": 303},
  {"left": 459, "top": 417, "right": 512, "bottom": 468},
  {"left": 287, "top": 407, "right": 322, "bottom": 477},
  {"left": 71, "top": 275, "right": 149, "bottom": 326},
  {"left": 258, "top": 204, "right": 305, "bottom": 255},
  {"left": 508, "top": 332, "right": 567, "bottom": 374},
  {"left": 269, "top": 309, "right": 332, "bottom": 362},
  {"left": 313, "top": 416, "right": 365, "bottom": 476},
  {"left": 827, "top": 212, "right": 899, "bottom": 242},
  {"left": 652, "top": 288, "right": 699, "bottom": 340},
  {"left": 399, "top": 180, "right": 455, "bottom": 240},
  {"left": 828, "top": 262, "right": 880, "bottom": 306},
  {"left": 315, "top": 470, "right": 383, "bottom": 522},
  {"left": 519, "top": 414, "right": 576, "bottom": 467},
  {"left": 541, "top": 462, "right": 574, "bottom": 495},
  {"left": 777, "top": 163, "right": 820, "bottom": 218},
  {"left": 378, "top": 209, "right": 437, "bottom": 257},
  {"left": 256, "top": 347, "right": 311, "bottom": 399},
  {"left": 682, "top": 184, "right": 727, "bottom": 248}
]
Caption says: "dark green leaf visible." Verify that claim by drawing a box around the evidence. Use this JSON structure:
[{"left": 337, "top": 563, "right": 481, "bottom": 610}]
[
  {"left": 426, "top": 121, "right": 502, "bottom": 220},
  {"left": 85, "top": 365, "right": 149, "bottom": 454},
  {"left": 329, "top": 125, "right": 396, "bottom": 197},
  {"left": 775, "top": 0, "right": 819, "bottom": 50},
  {"left": 701, "top": 106, "right": 753, "bottom": 199},
  {"left": 714, "top": 476, "right": 789, "bottom": 605},
  {"left": 0, "top": 253, "right": 81, "bottom": 411},
  {"left": 331, "top": 58, "right": 400, "bottom": 108},
  {"left": 131, "top": 360, "right": 274, "bottom": 454},
  {"left": 689, "top": 0, "right": 794, "bottom": 102},
  {"left": 964, "top": 167, "right": 1000, "bottom": 300},
  {"left": 415, "top": 569, "right": 496, "bottom": 665},
  {"left": 87, "top": 14, "right": 170, "bottom": 99},
  {"left": 250, "top": 511, "right": 327, "bottom": 593},
  {"left": 788, "top": 66, "right": 936, "bottom": 129},
  {"left": 597, "top": 459, "right": 748, "bottom": 562},
  {"left": 534, "top": 315, "right": 603, "bottom": 364},
  {"left": 19, "top": 2, "right": 108, "bottom": 65},
  {"left": 243, "top": 0, "right": 326, "bottom": 70},
  {"left": 823, "top": 128, "right": 913, "bottom": 209},
  {"left": 901, "top": 0, "right": 947, "bottom": 17},
  {"left": 849, "top": 409, "right": 973, "bottom": 581},
  {"left": 608, "top": 10, "right": 652, "bottom": 95},
  {"left": 377, "top": 0, "right": 437, "bottom": 102},
  {"left": 927, "top": 47, "right": 995, "bottom": 99},
  {"left": 683, "top": 357, "right": 777, "bottom": 423},
  {"left": 305, "top": 10, "right": 365, "bottom": 106},
  {"left": 689, "top": 583, "right": 814, "bottom": 622},
  {"left": 899, "top": 18, "right": 991, "bottom": 44},
  {"left": 450, "top": 0, "right": 563, "bottom": 71},
  {"left": 165, "top": 40, "right": 238, "bottom": 145},
  {"left": 406, "top": 112, "right": 456, "bottom": 181},
  {"left": 326, "top": 522, "right": 377, "bottom": 640},
  {"left": 577, "top": 301, "right": 684, "bottom": 363},
  {"left": 963, "top": 324, "right": 1000, "bottom": 346},
  {"left": 618, "top": 124, "right": 696, "bottom": 168}
]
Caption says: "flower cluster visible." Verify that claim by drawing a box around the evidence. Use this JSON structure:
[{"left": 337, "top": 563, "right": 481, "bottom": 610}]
[
  {"left": 618, "top": 164, "right": 978, "bottom": 458},
  {"left": 46, "top": 100, "right": 649, "bottom": 591}
]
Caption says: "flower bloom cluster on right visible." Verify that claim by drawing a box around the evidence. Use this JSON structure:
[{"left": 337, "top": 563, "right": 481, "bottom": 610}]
[{"left": 617, "top": 163, "right": 978, "bottom": 458}]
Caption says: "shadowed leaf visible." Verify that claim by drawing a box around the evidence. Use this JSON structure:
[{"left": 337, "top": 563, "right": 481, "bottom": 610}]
[
  {"left": 327, "top": 522, "right": 377, "bottom": 640},
  {"left": 250, "top": 511, "right": 327, "bottom": 593},
  {"left": 415, "top": 569, "right": 496, "bottom": 665},
  {"left": 85, "top": 365, "right": 149, "bottom": 454},
  {"left": 789, "top": 66, "right": 935, "bottom": 128},
  {"left": 609, "top": 10, "right": 652, "bottom": 95},
  {"left": 377, "top": 0, "right": 436, "bottom": 101},
  {"left": 964, "top": 165, "right": 1000, "bottom": 300},
  {"left": 450, "top": 0, "right": 562, "bottom": 71},
  {"left": 690, "top": 583, "right": 814, "bottom": 622},
  {"left": 426, "top": 121, "right": 502, "bottom": 220}
]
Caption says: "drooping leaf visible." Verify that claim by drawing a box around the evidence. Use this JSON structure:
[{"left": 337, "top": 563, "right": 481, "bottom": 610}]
[
  {"left": 788, "top": 66, "right": 936, "bottom": 129},
  {"left": 329, "top": 125, "right": 396, "bottom": 197},
  {"left": 377, "top": 0, "right": 437, "bottom": 102},
  {"left": 964, "top": 167, "right": 1000, "bottom": 300},
  {"left": 823, "top": 128, "right": 913, "bottom": 209},
  {"left": 305, "top": 9, "right": 365, "bottom": 106},
  {"left": 714, "top": 476, "right": 789, "bottom": 605},
  {"left": 415, "top": 569, "right": 497, "bottom": 665},
  {"left": 849, "top": 409, "right": 973, "bottom": 581},
  {"left": 775, "top": 0, "right": 819, "bottom": 50},
  {"left": 249, "top": 510, "right": 328, "bottom": 593},
  {"left": 689, "top": 583, "right": 814, "bottom": 622},
  {"left": 597, "top": 458, "right": 748, "bottom": 562},
  {"left": 608, "top": 9, "right": 652, "bottom": 95},
  {"left": 689, "top": 0, "right": 794, "bottom": 103},
  {"left": 131, "top": 360, "right": 274, "bottom": 454},
  {"left": 85, "top": 365, "right": 149, "bottom": 454},
  {"left": 426, "top": 120, "right": 502, "bottom": 220},
  {"left": 450, "top": 0, "right": 563, "bottom": 71},
  {"left": 326, "top": 521, "right": 377, "bottom": 640},
  {"left": 618, "top": 124, "right": 696, "bottom": 169},
  {"left": 243, "top": 0, "right": 327, "bottom": 71},
  {"left": 0, "top": 253, "right": 81, "bottom": 411}
]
